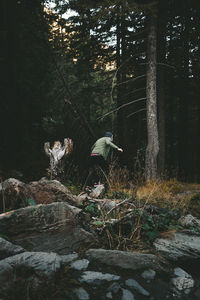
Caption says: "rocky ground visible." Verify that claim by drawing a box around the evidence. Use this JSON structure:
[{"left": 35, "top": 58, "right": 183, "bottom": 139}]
[{"left": 0, "top": 178, "right": 200, "bottom": 299}]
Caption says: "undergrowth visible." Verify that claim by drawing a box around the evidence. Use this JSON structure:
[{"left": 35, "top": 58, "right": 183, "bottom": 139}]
[{"left": 79, "top": 163, "right": 200, "bottom": 251}]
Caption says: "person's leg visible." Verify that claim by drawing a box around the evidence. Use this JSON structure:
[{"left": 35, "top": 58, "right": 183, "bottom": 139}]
[
  {"left": 95, "top": 156, "right": 109, "bottom": 191},
  {"left": 84, "top": 156, "right": 99, "bottom": 189}
]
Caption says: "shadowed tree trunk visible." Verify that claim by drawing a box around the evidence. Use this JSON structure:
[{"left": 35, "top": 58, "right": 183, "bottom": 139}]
[{"left": 145, "top": 11, "right": 159, "bottom": 180}]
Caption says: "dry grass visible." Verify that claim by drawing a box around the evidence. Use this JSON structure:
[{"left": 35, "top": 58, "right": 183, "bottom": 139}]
[
  {"left": 106, "top": 163, "right": 200, "bottom": 216},
  {"left": 136, "top": 178, "right": 200, "bottom": 214},
  {"left": 109, "top": 165, "right": 130, "bottom": 189},
  {"left": 104, "top": 163, "right": 135, "bottom": 199}
]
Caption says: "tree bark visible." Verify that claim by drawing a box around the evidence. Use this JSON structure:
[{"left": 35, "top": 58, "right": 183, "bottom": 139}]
[{"left": 145, "top": 11, "right": 159, "bottom": 180}]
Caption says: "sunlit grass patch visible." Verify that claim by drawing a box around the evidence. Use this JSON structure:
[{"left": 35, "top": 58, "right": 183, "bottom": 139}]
[{"left": 136, "top": 179, "right": 200, "bottom": 214}]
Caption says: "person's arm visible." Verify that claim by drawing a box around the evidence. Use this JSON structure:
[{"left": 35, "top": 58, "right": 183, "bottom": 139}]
[{"left": 106, "top": 138, "right": 123, "bottom": 152}]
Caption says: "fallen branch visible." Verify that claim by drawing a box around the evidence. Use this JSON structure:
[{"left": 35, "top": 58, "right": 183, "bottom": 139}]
[
  {"left": 106, "top": 197, "right": 133, "bottom": 216},
  {"left": 99, "top": 210, "right": 137, "bottom": 234}
]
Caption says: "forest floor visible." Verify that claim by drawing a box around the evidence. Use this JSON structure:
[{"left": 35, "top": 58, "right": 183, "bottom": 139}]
[{"left": 65, "top": 176, "right": 200, "bottom": 253}]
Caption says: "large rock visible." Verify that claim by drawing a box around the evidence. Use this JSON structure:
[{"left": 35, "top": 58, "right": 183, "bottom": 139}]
[
  {"left": 73, "top": 287, "right": 90, "bottom": 300},
  {"left": 154, "top": 232, "right": 200, "bottom": 261},
  {"left": 0, "top": 178, "right": 29, "bottom": 211},
  {"left": 28, "top": 178, "right": 80, "bottom": 206},
  {"left": 0, "top": 202, "right": 95, "bottom": 254},
  {"left": 86, "top": 249, "right": 168, "bottom": 272},
  {"left": 0, "top": 237, "right": 25, "bottom": 260},
  {"left": 0, "top": 251, "right": 62, "bottom": 285},
  {"left": 178, "top": 214, "right": 200, "bottom": 231},
  {"left": 171, "top": 267, "right": 194, "bottom": 291},
  {"left": 0, "top": 178, "right": 80, "bottom": 212},
  {"left": 79, "top": 271, "right": 120, "bottom": 284},
  {"left": 125, "top": 278, "right": 150, "bottom": 296},
  {"left": 121, "top": 288, "right": 135, "bottom": 300},
  {"left": 0, "top": 247, "right": 197, "bottom": 299}
]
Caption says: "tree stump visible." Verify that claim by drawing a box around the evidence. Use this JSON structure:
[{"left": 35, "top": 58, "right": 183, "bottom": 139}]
[{"left": 44, "top": 138, "right": 73, "bottom": 179}]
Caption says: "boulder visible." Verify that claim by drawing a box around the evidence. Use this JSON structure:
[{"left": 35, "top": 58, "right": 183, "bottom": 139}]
[
  {"left": 0, "top": 237, "right": 25, "bottom": 260},
  {"left": 121, "top": 288, "right": 135, "bottom": 300},
  {"left": 70, "top": 259, "right": 90, "bottom": 271},
  {"left": 154, "top": 232, "right": 200, "bottom": 261},
  {"left": 0, "top": 202, "right": 95, "bottom": 254},
  {"left": 86, "top": 249, "right": 168, "bottom": 272},
  {"left": 141, "top": 269, "right": 156, "bottom": 280},
  {"left": 60, "top": 253, "right": 78, "bottom": 265},
  {"left": 79, "top": 271, "right": 120, "bottom": 284},
  {"left": 0, "top": 178, "right": 30, "bottom": 211},
  {"left": 0, "top": 247, "right": 197, "bottom": 299},
  {"left": 0, "top": 260, "right": 13, "bottom": 284},
  {"left": 0, "top": 251, "right": 62, "bottom": 286},
  {"left": 73, "top": 287, "right": 90, "bottom": 300},
  {"left": 107, "top": 282, "right": 121, "bottom": 294},
  {"left": 125, "top": 278, "right": 150, "bottom": 296},
  {"left": 171, "top": 267, "right": 194, "bottom": 291},
  {"left": 0, "top": 178, "right": 80, "bottom": 212},
  {"left": 178, "top": 214, "right": 200, "bottom": 231},
  {"left": 28, "top": 178, "right": 80, "bottom": 206}
]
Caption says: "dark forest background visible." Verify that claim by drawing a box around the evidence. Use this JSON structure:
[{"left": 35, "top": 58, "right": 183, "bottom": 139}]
[{"left": 1, "top": 0, "right": 200, "bottom": 183}]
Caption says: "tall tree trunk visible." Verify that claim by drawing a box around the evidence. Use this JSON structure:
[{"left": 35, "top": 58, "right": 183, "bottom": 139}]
[{"left": 145, "top": 11, "right": 159, "bottom": 180}]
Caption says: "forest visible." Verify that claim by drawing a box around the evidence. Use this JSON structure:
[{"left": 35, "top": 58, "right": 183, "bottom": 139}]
[
  {"left": 1, "top": 0, "right": 200, "bottom": 183},
  {"left": 1, "top": 1, "right": 200, "bottom": 299}
]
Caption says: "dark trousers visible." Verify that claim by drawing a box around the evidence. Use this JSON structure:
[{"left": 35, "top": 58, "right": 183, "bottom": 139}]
[{"left": 85, "top": 155, "right": 108, "bottom": 188}]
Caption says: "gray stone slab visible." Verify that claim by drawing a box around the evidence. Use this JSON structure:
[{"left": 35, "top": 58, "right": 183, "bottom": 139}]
[
  {"left": 79, "top": 271, "right": 120, "bottom": 284},
  {"left": 125, "top": 278, "right": 150, "bottom": 296}
]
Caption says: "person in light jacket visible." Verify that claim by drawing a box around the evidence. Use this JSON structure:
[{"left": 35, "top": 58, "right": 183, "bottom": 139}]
[{"left": 85, "top": 132, "right": 123, "bottom": 191}]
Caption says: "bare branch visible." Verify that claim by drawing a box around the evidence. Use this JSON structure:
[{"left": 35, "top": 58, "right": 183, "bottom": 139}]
[
  {"left": 139, "top": 62, "right": 176, "bottom": 70},
  {"left": 97, "top": 97, "right": 146, "bottom": 120},
  {"left": 51, "top": 52, "right": 95, "bottom": 139},
  {"left": 110, "top": 52, "right": 146, "bottom": 103},
  {"left": 122, "top": 87, "right": 146, "bottom": 98},
  {"left": 157, "top": 62, "right": 176, "bottom": 70},
  {"left": 106, "top": 197, "right": 133, "bottom": 216},
  {"left": 110, "top": 56, "right": 133, "bottom": 103},
  {"left": 116, "top": 74, "right": 146, "bottom": 87},
  {"left": 126, "top": 108, "right": 146, "bottom": 118}
]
